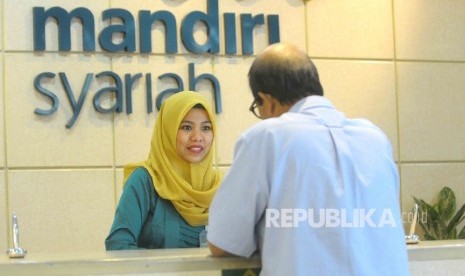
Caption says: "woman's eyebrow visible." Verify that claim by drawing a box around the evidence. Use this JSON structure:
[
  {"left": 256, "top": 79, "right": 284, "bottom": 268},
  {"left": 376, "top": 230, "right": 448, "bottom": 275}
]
[{"left": 180, "top": 120, "right": 211, "bottom": 124}]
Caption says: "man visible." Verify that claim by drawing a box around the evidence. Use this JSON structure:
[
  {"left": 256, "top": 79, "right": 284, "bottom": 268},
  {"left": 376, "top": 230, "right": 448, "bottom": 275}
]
[{"left": 207, "top": 42, "right": 409, "bottom": 275}]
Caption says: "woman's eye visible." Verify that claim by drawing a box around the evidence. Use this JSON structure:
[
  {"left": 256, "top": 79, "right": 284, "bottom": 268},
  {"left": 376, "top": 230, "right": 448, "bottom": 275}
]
[
  {"left": 202, "top": 125, "right": 212, "bottom": 131},
  {"left": 180, "top": 125, "right": 192, "bottom": 131}
]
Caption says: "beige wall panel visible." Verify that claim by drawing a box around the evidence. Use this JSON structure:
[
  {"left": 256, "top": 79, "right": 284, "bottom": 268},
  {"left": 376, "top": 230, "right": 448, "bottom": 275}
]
[
  {"left": 115, "top": 168, "right": 124, "bottom": 205},
  {"left": 8, "top": 169, "right": 115, "bottom": 253},
  {"left": 0, "top": 55, "right": 4, "bottom": 168},
  {"left": 397, "top": 62, "right": 465, "bottom": 161},
  {"left": 4, "top": 0, "right": 110, "bottom": 51},
  {"left": 395, "top": 0, "right": 465, "bottom": 61},
  {"left": 0, "top": 171, "right": 6, "bottom": 252},
  {"left": 113, "top": 55, "right": 215, "bottom": 166},
  {"left": 218, "top": 0, "right": 306, "bottom": 54},
  {"left": 213, "top": 56, "right": 257, "bottom": 165},
  {"left": 314, "top": 60, "right": 399, "bottom": 160},
  {"left": 401, "top": 163, "right": 465, "bottom": 211},
  {"left": 5, "top": 53, "right": 113, "bottom": 167},
  {"left": 400, "top": 163, "right": 465, "bottom": 236},
  {"left": 306, "top": 0, "right": 394, "bottom": 59},
  {"left": 0, "top": 0, "right": 3, "bottom": 51}
]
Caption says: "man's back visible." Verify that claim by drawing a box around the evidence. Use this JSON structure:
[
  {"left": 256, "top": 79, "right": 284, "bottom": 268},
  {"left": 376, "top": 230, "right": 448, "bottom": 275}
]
[
  {"left": 255, "top": 96, "right": 408, "bottom": 275},
  {"left": 208, "top": 96, "right": 409, "bottom": 276}
]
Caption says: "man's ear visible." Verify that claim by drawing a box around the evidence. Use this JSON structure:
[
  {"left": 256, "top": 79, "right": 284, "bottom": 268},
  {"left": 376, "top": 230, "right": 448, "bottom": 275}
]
[
  {"left": 257, "top": 92, "right": 292, "bottom": 118},
  {"left": 258, "top": 92, "right": 278, "bottom": 116},
  {"left": 258, "top": 92, "right": 275, "bottom": 105}
]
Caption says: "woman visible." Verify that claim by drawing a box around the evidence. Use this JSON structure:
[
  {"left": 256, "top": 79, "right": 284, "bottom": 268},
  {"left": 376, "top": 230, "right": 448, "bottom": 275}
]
[{"left": 105, "top": 91, "right": 221, "bottom": 249}]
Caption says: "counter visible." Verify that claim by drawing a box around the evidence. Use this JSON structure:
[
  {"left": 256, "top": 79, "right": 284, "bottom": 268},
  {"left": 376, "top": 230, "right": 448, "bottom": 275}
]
[
  {"left": 0, "top": 248, "right": 259, "bottom": 276},
  {"left": 407, "top": 240, "right": 465, "bottom": 275},
  {"left": 1, "top": 240, "right": 464, "bottom": 275}
]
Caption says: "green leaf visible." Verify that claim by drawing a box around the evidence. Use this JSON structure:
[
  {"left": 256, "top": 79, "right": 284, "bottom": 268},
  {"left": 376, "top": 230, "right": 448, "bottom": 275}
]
[
  {"left": 458, "top": 225, "right": 465, "bottom": 239},
  {"left": 447, "top": 228, "right": 457, "bottom": 239},
  {"left": 446, "top": 203, "right": 465, "bottom": 235},
  {"left": 438, "top": 187, "right": 456, "bottom": 222},
  {"left": 413, "top": 197, "right": 442, "bottom": 240},
  {"left": 417, "top": 217, "right": 435, "bottom": 239},
  {"left": 423, "top": 200, "right": 440, "bottom": 226},
  {"left": 433, "top": 220, "right": 445, "bottom": 240},
  {"left": 424, "top": 233, "right": 436, "bottom": 240}
]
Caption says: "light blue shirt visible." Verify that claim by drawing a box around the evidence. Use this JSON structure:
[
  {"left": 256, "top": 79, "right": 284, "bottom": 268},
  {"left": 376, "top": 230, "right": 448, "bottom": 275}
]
[{"left": 208, "top": 96, "right": 409, "bottom": 276}]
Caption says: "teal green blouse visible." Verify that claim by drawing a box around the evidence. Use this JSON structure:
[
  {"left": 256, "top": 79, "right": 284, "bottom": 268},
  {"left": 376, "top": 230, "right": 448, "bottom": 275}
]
[{"left": 105, "top": 168, "right": 205, "bottom": 250}]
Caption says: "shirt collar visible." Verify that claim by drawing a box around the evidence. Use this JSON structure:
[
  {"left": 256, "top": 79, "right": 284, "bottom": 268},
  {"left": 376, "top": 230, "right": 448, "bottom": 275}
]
[
  {"left": 288, "top": 95, "right": 344, "bottom": 127},
  {"left": 289, "top": 95, "right": 335, "bottom": 113}
]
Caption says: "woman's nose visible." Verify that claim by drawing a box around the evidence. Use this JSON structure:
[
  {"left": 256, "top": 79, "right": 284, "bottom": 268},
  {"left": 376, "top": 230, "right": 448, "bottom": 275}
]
[{"left": 190, "top": 129, "right": 203, "bottom": 141}]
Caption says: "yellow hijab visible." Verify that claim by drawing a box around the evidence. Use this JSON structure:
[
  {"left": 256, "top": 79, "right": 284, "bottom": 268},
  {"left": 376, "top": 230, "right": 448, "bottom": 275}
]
[{"left": 123, "top": 91, "right": 221, "bottom": 226}]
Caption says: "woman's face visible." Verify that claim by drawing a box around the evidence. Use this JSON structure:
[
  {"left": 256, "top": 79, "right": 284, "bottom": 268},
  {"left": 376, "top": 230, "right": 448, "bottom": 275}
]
[{"left": 176, "top": 108, "right": 213, "bottom": 163}]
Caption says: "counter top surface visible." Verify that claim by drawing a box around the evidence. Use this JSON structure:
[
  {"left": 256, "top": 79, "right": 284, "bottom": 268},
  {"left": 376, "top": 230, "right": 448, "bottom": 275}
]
[
  {"left": 407, "top": 239, "right": 465, "bottom": 261},
  {"left": 1, "top": 240, "right": 464, "bottom": 275},
  {"left": 0, "top": 247, "right": 259, "bottom": 275}
]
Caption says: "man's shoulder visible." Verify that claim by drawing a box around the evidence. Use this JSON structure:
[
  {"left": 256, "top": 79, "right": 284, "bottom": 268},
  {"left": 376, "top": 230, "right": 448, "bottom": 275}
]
[
  {"left": 346, "top": 118, "right": 388, "bottom": 137},
  {"left": 241, "top": 117, "right": 289, "bottom": 138},
  {"left": 347, "top": 117, "right": 378, "bottom": 128}
]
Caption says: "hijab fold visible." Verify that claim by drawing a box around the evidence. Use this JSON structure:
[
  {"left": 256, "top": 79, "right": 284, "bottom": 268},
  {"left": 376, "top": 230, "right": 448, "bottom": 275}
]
[{"left": 124, "top": 91, "right": 221, "bottom": 226}]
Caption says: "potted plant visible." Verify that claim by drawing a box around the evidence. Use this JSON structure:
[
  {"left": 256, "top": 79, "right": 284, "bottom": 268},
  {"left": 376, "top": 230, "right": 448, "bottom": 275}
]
[{"left": 413, "top": 186, "right": 465, "bottom": 240}]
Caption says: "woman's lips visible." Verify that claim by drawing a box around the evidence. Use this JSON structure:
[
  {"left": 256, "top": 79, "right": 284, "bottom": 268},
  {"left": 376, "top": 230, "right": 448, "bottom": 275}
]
[{"left": 188, "top": 145, "right": 204, "bottom": 153}]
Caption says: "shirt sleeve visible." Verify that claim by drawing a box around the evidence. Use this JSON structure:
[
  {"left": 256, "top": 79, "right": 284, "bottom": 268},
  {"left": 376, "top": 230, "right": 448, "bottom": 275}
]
[
  {"left": 207, "top": 134, "right": 269, "bottom": 257},
  {"left": 105, "top": 168, "right": 154, "bottom": 250}
]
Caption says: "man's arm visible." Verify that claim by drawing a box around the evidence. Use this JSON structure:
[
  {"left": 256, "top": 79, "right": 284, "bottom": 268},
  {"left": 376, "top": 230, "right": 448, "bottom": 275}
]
[
  {"left": 207, "top": 137, "right": 265, "bottom": 258},
  {"left": 208, "top": 241, "right": 236, "bottom": 257}
]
